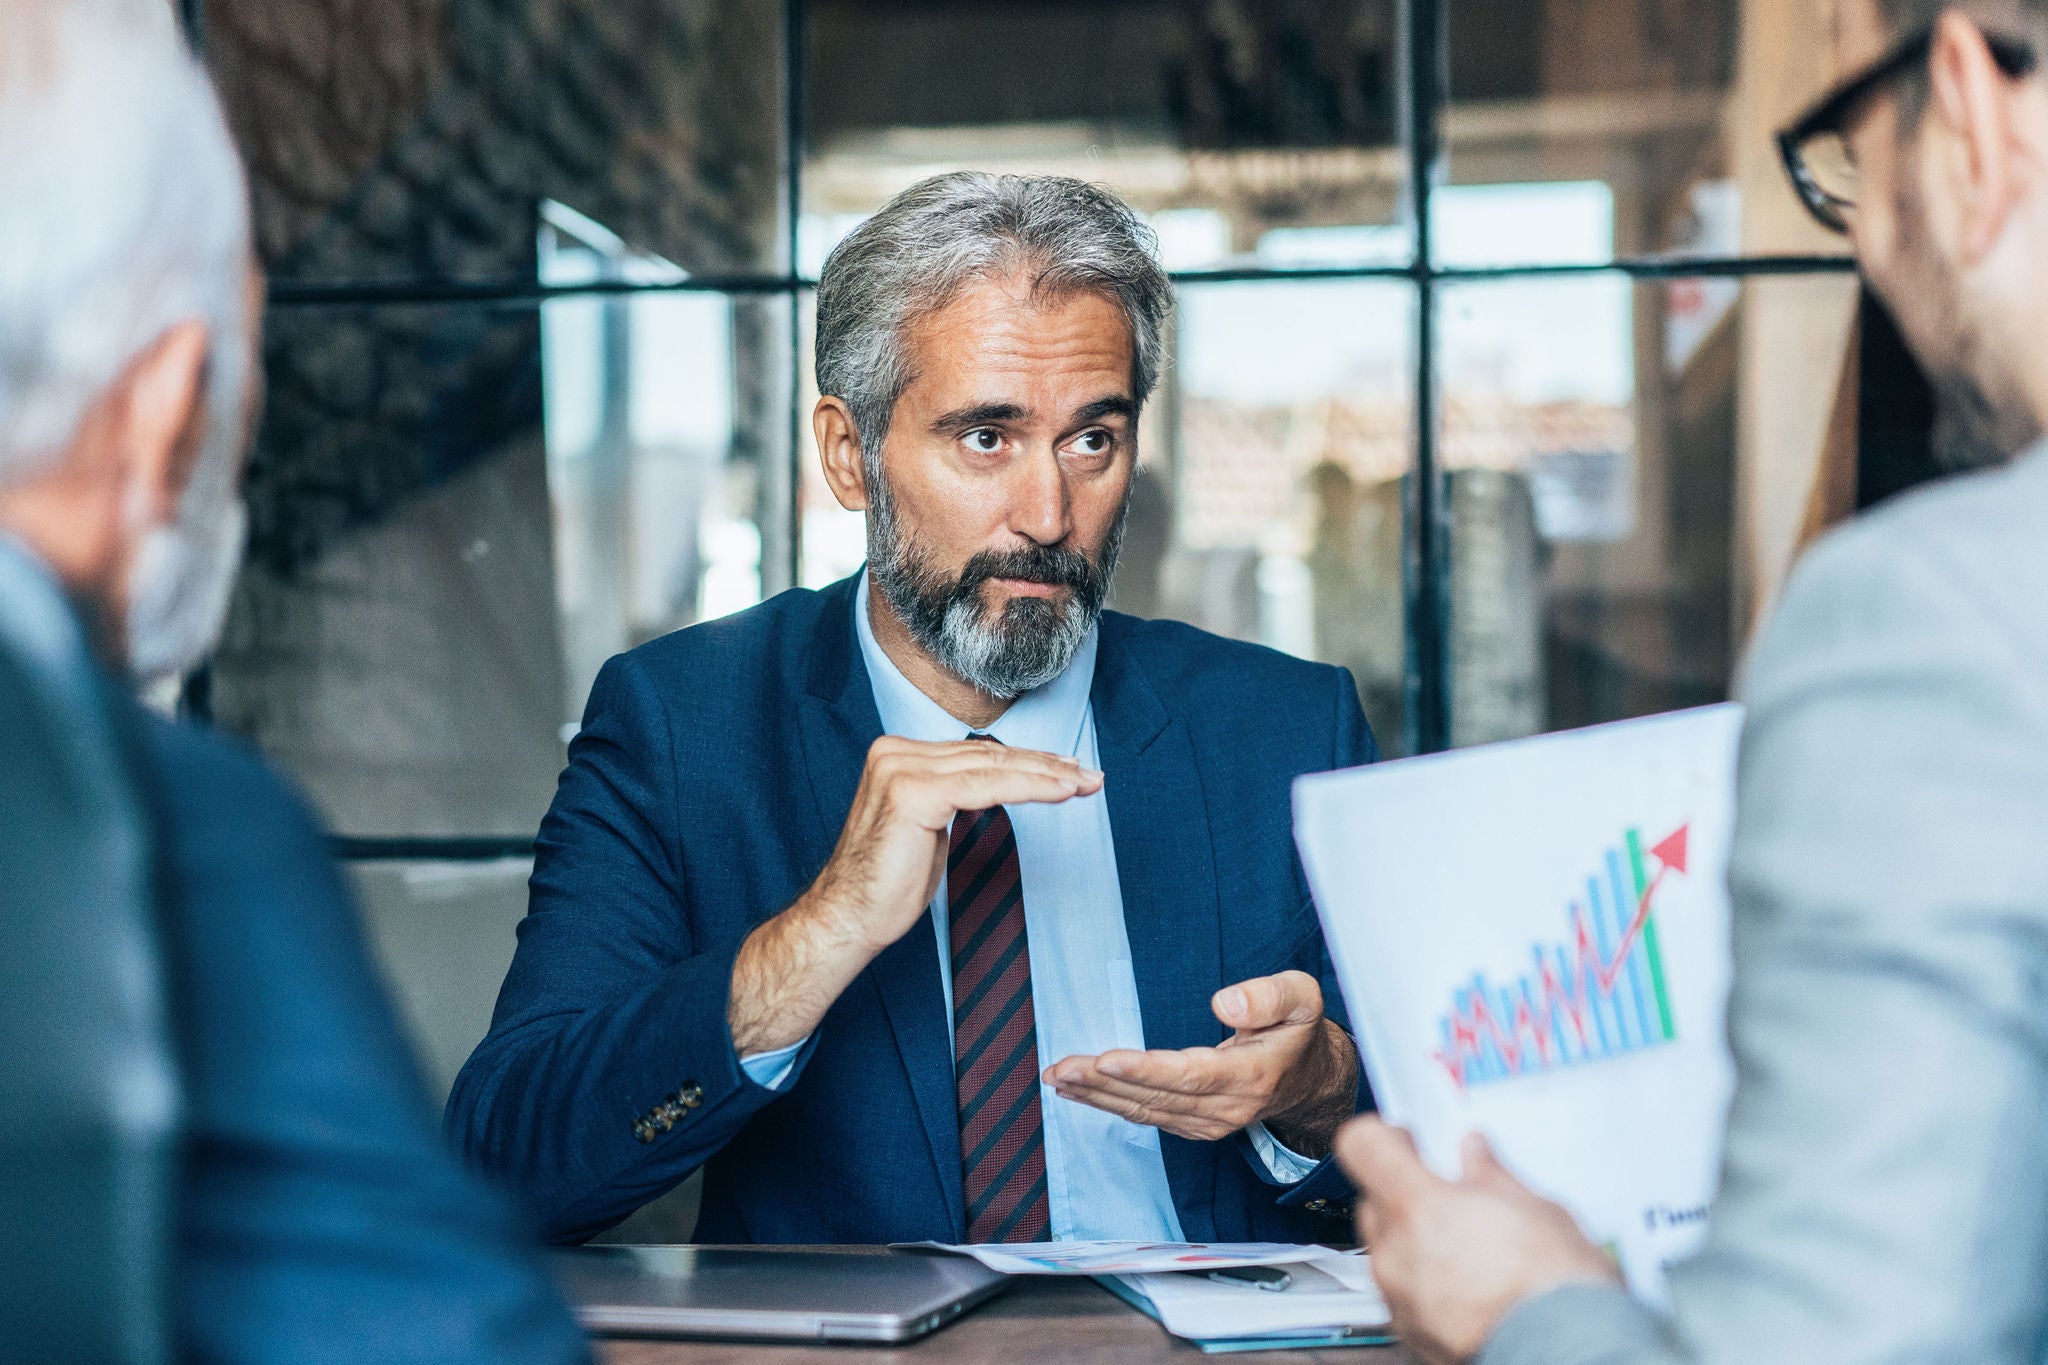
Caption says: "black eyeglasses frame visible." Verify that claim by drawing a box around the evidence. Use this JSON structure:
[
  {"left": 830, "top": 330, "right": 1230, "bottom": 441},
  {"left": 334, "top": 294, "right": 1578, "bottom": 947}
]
[{"left": 1776, "top": 24, "right": 2038, "bottom": 233}]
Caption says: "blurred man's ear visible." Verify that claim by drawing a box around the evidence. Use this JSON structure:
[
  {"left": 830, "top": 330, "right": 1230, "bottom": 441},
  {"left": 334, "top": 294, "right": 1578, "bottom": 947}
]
[
  {"left": 1928, "top": 10, "right": 2028, "bottom": 263},
  {"left": 113, "top": 320, "right": 212, "bottom": 527},
  {"left": 814, "top": 395, "right": 872, "bottom": 513}
]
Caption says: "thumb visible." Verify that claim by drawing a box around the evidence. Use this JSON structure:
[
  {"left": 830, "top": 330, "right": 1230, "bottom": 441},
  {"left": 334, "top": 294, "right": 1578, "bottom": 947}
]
[
  {"left": 1336, "top": 1116, "right": 1439, "bottom": 1205},
  {"left": 1458, "top": 1131, "right": 1518, "bottom": 1190},
  {"left": 1213, "top": 970, "right": 1323, "bottom": 1032}
]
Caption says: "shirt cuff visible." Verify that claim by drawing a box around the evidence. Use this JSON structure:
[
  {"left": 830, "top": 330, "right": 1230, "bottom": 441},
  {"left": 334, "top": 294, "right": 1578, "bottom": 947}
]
[
  {"left": 737, "top": 1037, "right": 807, "bottom": 1091},
  {"left": 1244, "top": 1120, "right": 1322, "bottom": 1184}
]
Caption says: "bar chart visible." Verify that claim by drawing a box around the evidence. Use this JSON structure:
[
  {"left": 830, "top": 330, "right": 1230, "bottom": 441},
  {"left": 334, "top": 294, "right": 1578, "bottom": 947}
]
[{"left": 1434, "top": 825, "right": 1690, "bottom": 1089}]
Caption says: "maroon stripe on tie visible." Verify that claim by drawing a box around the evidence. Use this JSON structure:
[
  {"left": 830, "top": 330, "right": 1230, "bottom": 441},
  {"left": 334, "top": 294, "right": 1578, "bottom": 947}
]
[
  {"left": 949, "top": 861, "right": 1020, "bottom": 967},
  {"left": 948, "top": 788, "right": 1051, "bottom": 1244},
  {"left": 954, "top": 932, "right": 1032, "bottom": 1049},
  {"left": 947, "top": 809, "right": 1006, "bottom": 884}
]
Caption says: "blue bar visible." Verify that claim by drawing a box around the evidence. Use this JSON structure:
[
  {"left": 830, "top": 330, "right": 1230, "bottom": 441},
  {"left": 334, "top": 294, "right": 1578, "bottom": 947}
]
[
  {"left": 1588, "top": 876, "right": 1633, "bottom": 1049},
  {"left": 1516, "top": 976, "right": 1544, "bottom": 1068},
  {"left": 1493, "top": 983, "right": 1515, "bottom": 1079},
  {"left": 1473, "top": 976, "right": 1497, "bottom": 1081},
  {"left": 1609, "top": 849, "right": 1654, "bottom": 1045},
  {"left": 1568, "top": 920, "right": 1612, "bottom": 1059},
  {"left": 1534, "top": 945, "right": 1570, "bottom": 1067}
]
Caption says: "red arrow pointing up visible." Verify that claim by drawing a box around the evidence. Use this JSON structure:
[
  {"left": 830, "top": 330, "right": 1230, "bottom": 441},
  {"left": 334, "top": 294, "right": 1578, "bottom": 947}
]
[{"left": 1651, "top": 825, "right": 1689, "bottom": 875}]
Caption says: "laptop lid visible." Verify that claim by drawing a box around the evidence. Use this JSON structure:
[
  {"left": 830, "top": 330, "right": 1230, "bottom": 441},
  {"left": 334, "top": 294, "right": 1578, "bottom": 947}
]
[{"left": 552, "top": 1246, "right": 1009, "bottom": 1343}]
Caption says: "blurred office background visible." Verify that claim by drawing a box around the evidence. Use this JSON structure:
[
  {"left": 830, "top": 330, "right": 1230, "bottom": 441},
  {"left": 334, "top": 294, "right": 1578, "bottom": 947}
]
[{"left": 172, "top": 0, "right": 1926, "bottom": 1225}]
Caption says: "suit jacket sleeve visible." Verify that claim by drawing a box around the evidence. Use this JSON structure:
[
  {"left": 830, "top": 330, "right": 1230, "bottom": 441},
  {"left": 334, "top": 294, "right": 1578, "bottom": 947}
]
[
  {"left": 148, "top": 720, "right": 588, "bottom": 1365},
  {"left": 447, "top": 651, "right": 813, "bottom": 1242},
  {"left": 1483, "top": 508, "right": 2048, "bottom": 1363},
  {"left": 0, "top": 644, "right": 175, "bottom": 1363}
]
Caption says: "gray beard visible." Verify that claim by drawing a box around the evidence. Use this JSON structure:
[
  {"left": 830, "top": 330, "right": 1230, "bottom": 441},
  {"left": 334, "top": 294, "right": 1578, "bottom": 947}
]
[
  {"left": 865, "top": 468, "right": 1129, "bottom": 700},
  {"left": 1894, "top": 177, "right": 2040, "bottom": 472},
  {"left": 1927, "top": 363, "right": 2040, "bottom": 473}
]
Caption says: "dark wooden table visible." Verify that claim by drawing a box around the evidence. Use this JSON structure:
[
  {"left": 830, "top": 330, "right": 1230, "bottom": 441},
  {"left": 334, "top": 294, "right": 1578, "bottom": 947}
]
[{"left": 594, "top": 1247, "right": 1414, "bottom": 1364}]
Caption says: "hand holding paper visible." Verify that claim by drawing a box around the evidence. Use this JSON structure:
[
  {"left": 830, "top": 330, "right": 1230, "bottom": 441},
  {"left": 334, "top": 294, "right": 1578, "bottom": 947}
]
[
  {"left": 1043, "top": 969, "right": 1358, "bottom": 1153},
  {"left": 1340, "top": 1121, "right": 1619, "bottom": 1364}
]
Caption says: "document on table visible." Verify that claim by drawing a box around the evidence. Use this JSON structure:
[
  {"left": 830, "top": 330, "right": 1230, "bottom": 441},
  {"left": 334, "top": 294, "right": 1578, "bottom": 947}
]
[
  {"left": 901, "top": 1240, "right": 1336, "bottom": 1276},
  {"left": 1295, "top": 704, "right": 1744, "bottom": 1303},
  {"left": 1103, "top": 1254, "right": 1393, "bottom": 1352}
]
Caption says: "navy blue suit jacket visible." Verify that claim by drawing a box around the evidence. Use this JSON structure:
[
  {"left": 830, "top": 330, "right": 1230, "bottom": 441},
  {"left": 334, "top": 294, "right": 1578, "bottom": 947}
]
[
  {"left": 449, "top": 575, "right": 1376, "bottom": 1245},
  {"left": 143, "top": 717, "right": 587, "bottom": 1364}
]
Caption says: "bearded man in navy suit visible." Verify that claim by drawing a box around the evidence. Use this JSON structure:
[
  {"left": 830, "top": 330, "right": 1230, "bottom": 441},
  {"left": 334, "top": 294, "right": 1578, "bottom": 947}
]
[{"left": 451, "top": 172, "right": 1380, "bottom": 1246}]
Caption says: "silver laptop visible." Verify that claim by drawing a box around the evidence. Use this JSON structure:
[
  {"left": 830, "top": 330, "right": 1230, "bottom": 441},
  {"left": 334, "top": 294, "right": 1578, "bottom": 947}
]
[{"left": 551, "top": 1245, "right": 1009, "bottom": 1343}]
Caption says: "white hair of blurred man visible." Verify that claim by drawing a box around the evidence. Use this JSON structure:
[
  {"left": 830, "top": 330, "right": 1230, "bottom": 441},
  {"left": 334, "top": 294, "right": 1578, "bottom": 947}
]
[{"left": 0, "top": 0, "right": 254, "bottom": 687}]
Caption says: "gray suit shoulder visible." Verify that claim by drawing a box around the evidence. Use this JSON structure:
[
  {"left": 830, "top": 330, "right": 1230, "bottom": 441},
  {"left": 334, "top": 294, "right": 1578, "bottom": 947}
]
[{"left": 1747, "top": 452, "right": 2048, "bottom": 710}]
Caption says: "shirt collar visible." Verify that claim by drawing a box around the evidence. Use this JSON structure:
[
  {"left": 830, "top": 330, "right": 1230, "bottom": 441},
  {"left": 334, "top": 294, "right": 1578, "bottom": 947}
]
[
  {"left": 0, "top": 532, "right": 94, "bottom": 692},
  {"left": 853, "top": 568, "right": 1098, "bottom": 759}
]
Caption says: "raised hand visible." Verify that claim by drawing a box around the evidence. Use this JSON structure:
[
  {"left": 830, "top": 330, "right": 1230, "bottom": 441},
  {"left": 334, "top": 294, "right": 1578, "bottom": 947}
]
[{"left": 728, "top": 735, "right": 1101, "bottom": 1056}]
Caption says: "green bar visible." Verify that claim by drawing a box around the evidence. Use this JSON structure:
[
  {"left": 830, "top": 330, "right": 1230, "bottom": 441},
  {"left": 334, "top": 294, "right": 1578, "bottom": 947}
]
[{"left": 1627, "top": 829, "right": 1678, "bottom": 1042}]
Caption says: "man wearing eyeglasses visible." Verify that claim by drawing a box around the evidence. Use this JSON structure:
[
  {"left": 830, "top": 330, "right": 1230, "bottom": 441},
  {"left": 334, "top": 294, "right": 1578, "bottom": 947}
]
[{"left": 1336, "top": 3, "right": 2048, "bottom": 1364}]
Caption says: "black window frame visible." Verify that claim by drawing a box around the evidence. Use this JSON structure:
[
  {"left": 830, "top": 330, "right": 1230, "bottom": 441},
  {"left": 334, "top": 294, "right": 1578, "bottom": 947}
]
[{"left": 178, "top": 0, "right": 1859, "bottom": 864}]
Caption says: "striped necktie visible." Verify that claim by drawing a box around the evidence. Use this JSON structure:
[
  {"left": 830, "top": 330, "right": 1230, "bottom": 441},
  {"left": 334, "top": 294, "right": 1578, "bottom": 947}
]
[{"left": 947, "top": 735, "right": 1053, "bottom": 1243}]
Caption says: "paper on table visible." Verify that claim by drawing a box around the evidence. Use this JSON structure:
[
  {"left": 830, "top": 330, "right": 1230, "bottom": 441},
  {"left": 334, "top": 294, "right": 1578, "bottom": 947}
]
[
  {"left": 1294, "top": 704, "right": 1743, "bottom": 1303},
  {"left": 1110, "top": 1255, "right": 1391, "bottom": 1342},
  {"left": 901, "top": 1240, "right": 1344, "bottom": 1276}
]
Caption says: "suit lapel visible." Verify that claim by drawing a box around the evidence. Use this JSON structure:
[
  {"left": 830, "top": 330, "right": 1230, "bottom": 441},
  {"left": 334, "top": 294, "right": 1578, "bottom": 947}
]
[
  {"left": 1092, "top": 615, "right": 1226, "bottom": 1241},
  {"left": 793, "top": 577, "right": 964, "bottom": 1236}
]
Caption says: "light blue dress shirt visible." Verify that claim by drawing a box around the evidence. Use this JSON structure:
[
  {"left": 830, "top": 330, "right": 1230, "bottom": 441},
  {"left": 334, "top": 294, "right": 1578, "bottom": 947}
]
[{"left": 739, "top": 574, "right": 1314, "bottom": 1238}]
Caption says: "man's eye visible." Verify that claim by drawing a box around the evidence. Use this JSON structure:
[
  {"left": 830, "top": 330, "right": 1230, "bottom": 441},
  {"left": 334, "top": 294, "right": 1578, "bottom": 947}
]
[
  {"left": 963, "top": 428, "right": 1002, "bottom": 454},
  {"left": 1071, "top": 429, "right": 1112, "bottom": 456}
]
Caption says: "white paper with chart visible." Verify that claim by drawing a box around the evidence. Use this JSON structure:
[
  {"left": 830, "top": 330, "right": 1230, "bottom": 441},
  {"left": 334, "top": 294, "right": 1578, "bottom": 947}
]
[{"left": 1294, "top": 704, "right": 1744, "bottom": 1302}]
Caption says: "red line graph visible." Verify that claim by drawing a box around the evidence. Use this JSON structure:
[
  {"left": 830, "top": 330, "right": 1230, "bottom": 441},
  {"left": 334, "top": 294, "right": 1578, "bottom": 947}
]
[{"left": 1434, "top": 825, "right": 1689, "bottom": 1089}]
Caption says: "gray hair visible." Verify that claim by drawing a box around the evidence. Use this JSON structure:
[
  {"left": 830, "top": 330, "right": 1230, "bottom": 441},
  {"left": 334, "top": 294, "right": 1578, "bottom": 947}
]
[
  {"left": 815, "top": 172, "right": 1174, "bottom": 463},
  {"left": 0, "top": 0, "right": 252, "bottom": 501}
]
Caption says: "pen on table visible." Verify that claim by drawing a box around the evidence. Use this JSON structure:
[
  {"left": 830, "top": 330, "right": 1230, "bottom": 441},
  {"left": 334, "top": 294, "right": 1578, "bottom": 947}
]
[{"left": 1203, "top": 1264, "right": 1293, "bottom": 1292}]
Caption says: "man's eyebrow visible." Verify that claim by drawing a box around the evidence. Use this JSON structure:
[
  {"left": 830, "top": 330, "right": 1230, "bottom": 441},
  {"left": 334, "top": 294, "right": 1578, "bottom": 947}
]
[
  {"left": 930, "top": 401, "right": 1029, "bottom": 432},
  {"left": 1071, "top": 395, "right": 1137, "bottom": 425}
]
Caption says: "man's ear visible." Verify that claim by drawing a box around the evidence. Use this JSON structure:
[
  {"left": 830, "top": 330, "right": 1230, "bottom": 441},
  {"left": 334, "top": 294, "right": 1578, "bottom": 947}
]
[
  {"left": 1928, "top": 10, "right": 2026, "bottom": 263},
  {"left": 814, "top": 395, "right": 872, "bottom": 512},
  {"left": 112, "top": 320, "right": 211, "bottom": 527}
]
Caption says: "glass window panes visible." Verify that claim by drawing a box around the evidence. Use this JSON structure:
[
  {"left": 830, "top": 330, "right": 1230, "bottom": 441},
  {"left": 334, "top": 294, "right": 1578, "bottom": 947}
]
[
  {"left": 182, "top": 0, "right": 1871, "bottom": 862},
  {"left": 212, "top": 293, "right": 788, "bottom": 838},
  {"left": 203, "top": 0, "right": 790, "bottom": 283},
  {"left": 1437, "top": 272, "right": 1859, "bottom": 746},
  {"left": 1439, "top": 0, "right": 1851, "bottom": 266},
  {"left": 801, "top": 0, "right": 1406, "bottom": 275},
  {"left": 350, "top": 859, "right": 533, "bottom": 1099},
  {"left": 1151, "top": 280, "right": 1414, "bottom": 753}
]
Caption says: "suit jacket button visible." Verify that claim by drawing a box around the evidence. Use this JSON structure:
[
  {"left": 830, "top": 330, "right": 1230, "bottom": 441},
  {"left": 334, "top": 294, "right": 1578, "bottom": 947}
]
[
  {"left": 680, "top": 1082, "right": 703, "bottom": 1107},
  {"left": 633, "top": 1120, "right": 655, "bottom": 1144},
  {"left": 1304, "top": 1199, "right": 1330, "bottom": 1213}
]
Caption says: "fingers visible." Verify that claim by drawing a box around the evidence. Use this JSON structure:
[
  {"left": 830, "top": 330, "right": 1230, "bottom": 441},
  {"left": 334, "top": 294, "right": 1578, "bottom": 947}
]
[
  {"left": 1048, "top": 1047, "right": 1215, "bottom": 1094},
  {"left": 1051, "top": 1078, "right": 1245, "bottom": 1140},
  {"left": 1335, "top": 1115, "right": 1439, "bottom": 1209},
  {"left": 1044, "top": 1049, "right": 1255, "bottom": 1138},
  {"left": 1458, "top": 1131, "right": 1518, "bottom": 1191},
  {"left": 864, "top": 736, "right": 1104, "bottom": 826},
  {"left": 1213, "top": 969, "right": 1324, "bottom": 1033}
]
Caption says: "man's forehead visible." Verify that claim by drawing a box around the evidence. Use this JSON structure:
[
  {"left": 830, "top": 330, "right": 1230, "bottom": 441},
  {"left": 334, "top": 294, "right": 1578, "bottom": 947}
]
[{"left": 902, "top": 276, "right": 1137, "bottom": 411}]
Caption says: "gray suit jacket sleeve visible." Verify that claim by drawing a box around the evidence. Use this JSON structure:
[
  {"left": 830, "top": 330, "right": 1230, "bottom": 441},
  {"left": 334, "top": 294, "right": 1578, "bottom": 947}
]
[{"left": 1483, "top": 465, "right": 2048, "bottom": 1365}]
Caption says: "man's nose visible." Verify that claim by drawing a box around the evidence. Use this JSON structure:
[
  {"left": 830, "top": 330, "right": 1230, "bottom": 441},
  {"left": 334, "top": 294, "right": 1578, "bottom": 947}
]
[{"left": 1007, "top": 444, "right": 1072, "bottom": 546}]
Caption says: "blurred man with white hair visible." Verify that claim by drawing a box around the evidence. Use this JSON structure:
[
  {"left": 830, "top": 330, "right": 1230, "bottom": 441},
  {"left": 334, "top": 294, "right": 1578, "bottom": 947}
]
[{"left": 0, "top": 3, "right": 587, "bottom": 1360}]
